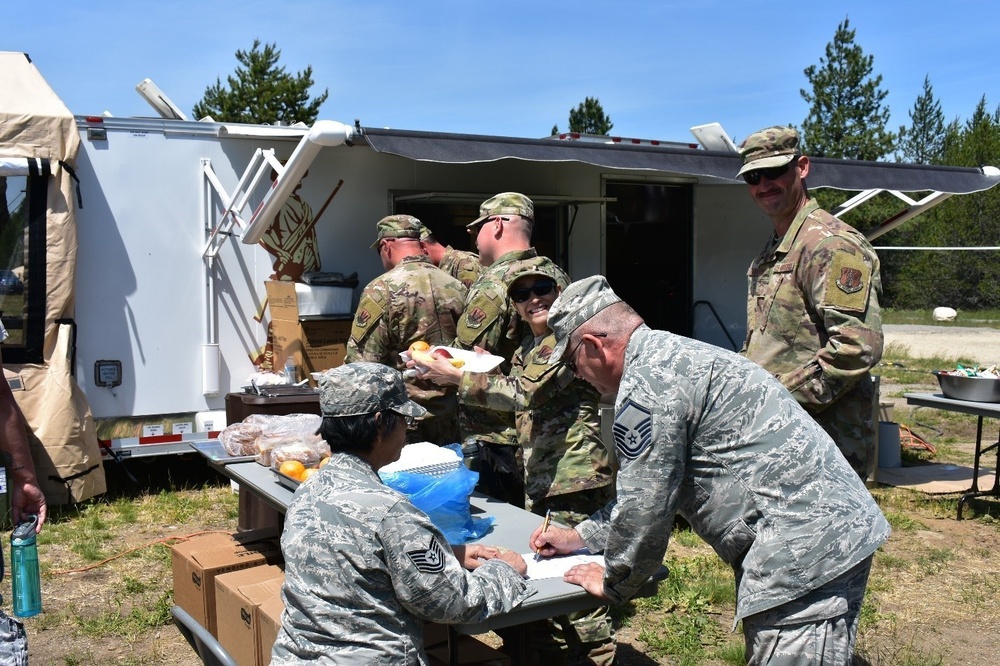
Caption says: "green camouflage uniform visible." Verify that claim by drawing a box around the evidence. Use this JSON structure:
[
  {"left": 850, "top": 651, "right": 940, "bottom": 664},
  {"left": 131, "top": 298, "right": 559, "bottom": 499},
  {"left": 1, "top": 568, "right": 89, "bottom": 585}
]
[
  {"left": 460, "top": 331, "right": 616, "bottom": 664},
  {"left": 454, "top": 249, "right": 569, "bottom": 448},
  {"left": 741, "top": 200, "right": 884, "bottom": 478},
  {"left": 438, "top": 246, "right": 483, "bottom": 289},
  {"left": 346, "top": 255, "right": 467, "bottom": 444}
]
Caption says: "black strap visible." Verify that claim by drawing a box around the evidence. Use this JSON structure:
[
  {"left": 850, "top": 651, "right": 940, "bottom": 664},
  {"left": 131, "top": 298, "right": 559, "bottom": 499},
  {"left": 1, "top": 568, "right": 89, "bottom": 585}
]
[{"left": 58, "top": 160, "right": 83, "bottom": 209}]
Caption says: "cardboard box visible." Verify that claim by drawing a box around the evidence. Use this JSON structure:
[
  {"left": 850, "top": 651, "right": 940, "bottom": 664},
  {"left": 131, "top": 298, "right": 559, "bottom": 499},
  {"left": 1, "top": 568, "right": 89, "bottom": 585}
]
[
  {"left": 171, "top": 528, "right": 282, "bottom": 637},
  {"left": 216, "top": 566, "right": 285, "bottom": 666},
  {"left": 266, "top": 280, "right": 352, "bottom": 376},
  {"left": 256, "top": 593, "right": 285, "bottom": 665},
  {"left": 426, "top": 635, "right": 510, "bottom": 666}
]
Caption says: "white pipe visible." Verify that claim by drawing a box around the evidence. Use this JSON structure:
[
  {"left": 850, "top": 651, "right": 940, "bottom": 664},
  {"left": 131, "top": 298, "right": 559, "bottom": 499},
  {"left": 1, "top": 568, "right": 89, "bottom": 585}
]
[{"left": 241, "top": 120, "right": 355, "bottom": 244}]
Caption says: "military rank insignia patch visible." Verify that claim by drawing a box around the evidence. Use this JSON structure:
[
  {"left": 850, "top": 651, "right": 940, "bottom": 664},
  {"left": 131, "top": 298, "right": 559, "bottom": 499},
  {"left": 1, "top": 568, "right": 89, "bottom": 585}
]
[
  {"left": 407, "top": 538, "right": 447, "bottom": 574},
  {"left": 613, "top": 399, "right": 653, "bottom": 459}
]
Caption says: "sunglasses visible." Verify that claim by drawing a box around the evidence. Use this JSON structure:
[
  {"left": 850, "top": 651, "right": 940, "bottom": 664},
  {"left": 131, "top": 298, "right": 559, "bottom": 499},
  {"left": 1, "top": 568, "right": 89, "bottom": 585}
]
[
  {"left": 467, "top": 215, "right": 513, "bottom": 235},
  {"left": 564, "top": 332, "right": 607, "bottom": 374},
  {"left": 509, "top": 280, "right": 557, "bottom": 303},
  {"left": 742, "top": 157, "right": 798, "bottom": 186}
]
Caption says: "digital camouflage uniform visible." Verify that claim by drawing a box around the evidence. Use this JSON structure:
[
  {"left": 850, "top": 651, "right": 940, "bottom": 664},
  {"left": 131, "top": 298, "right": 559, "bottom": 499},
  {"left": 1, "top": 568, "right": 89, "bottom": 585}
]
[
  {"left": 547, "top": 277, "right": 891, "bottom": 664},
  {"left": 741, "top": 199, "right": 884, "bottom": 478},
  {"left": 438, "top": 246, "right": 483, "bottom": 289},
  {"left": 346, "top": 255, "right": 467, "bottom": 444},
  {"left": 272, "top": 450, "right": 532, "bottom": 665}
]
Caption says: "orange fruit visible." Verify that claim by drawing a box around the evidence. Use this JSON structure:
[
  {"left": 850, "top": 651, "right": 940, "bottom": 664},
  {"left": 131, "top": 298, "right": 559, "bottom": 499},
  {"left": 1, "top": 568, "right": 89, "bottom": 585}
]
[
  {"left": 409, "top": 340, "right": 431, "bottom": 352},
  {"left": 279, "top": 460, "right": 306, "bottom": 481},
  {"left": 301, "top": 468, "right": 319, "bottom": 482},
  {"left": 318, "top": 457, "right": 331, "bottom": 468}
]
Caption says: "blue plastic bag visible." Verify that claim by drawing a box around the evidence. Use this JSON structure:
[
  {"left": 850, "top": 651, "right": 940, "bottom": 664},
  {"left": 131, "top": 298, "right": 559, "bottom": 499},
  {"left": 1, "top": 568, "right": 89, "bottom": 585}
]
[{"left": 380, "top": 445, "right": 494, "bottom": 544}]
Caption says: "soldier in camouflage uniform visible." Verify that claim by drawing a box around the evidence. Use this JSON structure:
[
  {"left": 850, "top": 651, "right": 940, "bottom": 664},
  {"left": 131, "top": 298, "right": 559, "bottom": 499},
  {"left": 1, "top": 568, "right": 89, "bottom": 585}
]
[
  {"left": 419, "top": 222, "right": 483, "bottom": 289},
  {"left": 272, "top": 363, "right": 532, "bottom": 665},
  {"left": 345, "top": 215, "right": 467, "bottom": 445},
  {"left": 534, "top": 276, "right": 891, "bottom": 665},
  {"left": 736, "top": 126, "right": 884, "bottom": 479},
  {"left": 455, "top": 193, "right": 569, "bottom": 507},
  {"left": 419, "top": 258, "right": 615, "bottom": 665}
]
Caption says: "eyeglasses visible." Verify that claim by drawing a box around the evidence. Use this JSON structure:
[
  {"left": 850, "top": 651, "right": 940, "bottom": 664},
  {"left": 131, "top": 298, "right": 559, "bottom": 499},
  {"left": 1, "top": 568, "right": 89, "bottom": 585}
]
[
  {"left": 392, "top": 411, "right": 415, "bottom": 428},
  {"left": 467, "top": 215, "right": 513, "bottom": 235},
  {"left": 563, "top": 333, "right": 607, "bottom": 374},
  {"left": 742, "top": 157, "right": 799, "bottom": 186},
  {"left": 509, "top": 280, "right": 557, "bottom": 304}
]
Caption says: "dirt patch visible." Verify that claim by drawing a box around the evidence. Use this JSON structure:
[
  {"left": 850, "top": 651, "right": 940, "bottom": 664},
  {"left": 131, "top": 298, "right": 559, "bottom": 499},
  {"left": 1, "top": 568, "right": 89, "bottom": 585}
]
[{"left": 884, "top": 324, "right": 1000, "bottom": 363}]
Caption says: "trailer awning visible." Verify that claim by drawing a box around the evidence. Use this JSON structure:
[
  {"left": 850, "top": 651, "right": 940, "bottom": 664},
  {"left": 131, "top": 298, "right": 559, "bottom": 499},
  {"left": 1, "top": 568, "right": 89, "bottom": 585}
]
[{"left": 362, "top": 127, "right": 1000, "bottom": 195}]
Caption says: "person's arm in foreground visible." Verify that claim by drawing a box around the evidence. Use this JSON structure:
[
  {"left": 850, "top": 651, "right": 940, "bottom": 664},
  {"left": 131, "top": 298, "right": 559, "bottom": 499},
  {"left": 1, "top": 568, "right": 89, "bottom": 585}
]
[{"left": 0, "top": 350, "right": 46, "bottom": 532}]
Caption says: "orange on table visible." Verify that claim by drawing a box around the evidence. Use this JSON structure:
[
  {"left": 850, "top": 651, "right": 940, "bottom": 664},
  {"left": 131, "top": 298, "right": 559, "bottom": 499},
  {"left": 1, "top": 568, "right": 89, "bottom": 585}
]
[
  {"left": 279, "top": 460, "right": 306, "bottom": 481},
  {"left": 318, "top": 457, "right": 331, "bottom": 468},
  {"left": 301, "top": 468, "right": 319, "bottom": 482}
]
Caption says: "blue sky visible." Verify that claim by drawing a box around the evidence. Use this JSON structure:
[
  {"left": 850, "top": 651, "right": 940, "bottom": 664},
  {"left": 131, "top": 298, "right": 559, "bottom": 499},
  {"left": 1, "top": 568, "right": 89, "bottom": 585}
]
[{"left": 6, "top": 1, "right": 999, "bottom": 148}]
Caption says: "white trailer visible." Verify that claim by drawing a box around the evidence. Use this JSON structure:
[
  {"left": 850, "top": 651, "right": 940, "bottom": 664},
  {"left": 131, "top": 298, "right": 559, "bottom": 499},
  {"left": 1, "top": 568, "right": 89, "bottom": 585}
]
[{"left": 3, "top": 51, "right": 999, "bottom": 501}]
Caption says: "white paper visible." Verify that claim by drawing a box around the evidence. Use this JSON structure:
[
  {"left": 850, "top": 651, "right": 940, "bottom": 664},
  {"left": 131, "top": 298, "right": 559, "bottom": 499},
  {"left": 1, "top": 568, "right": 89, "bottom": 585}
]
[{"left": 522, "top": 552, "right": 605, "bottom": 580}]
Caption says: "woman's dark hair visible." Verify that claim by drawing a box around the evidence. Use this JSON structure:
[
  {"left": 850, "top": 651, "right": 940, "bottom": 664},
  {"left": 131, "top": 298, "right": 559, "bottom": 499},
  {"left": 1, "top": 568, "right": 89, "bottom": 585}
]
[{"left": 317, "top": 410, "right": 402, "bottom": 454}]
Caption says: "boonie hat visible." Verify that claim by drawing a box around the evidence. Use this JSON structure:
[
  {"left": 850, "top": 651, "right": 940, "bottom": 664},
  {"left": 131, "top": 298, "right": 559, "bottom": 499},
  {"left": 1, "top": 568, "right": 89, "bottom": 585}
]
[
  {"left": 371, "top": 214, "right": 423, "bottom": 250},
  {"left": 467, "top": 192, "right": 534, "bottom": 228},
  {"left": 546, "top": 275, "right": 623, "bottom": 363},
  {"left": 317, "top": 362, "right": 427, "bottom": 419},
  {"left": 736, "top": 126, "right": 800, "bottom": 177}
]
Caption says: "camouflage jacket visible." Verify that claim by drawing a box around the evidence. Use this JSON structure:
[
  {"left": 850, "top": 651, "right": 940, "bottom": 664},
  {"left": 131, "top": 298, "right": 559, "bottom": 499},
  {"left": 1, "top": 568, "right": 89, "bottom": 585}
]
[
  {"left": 439, "top": 246, "right": 483, "bottom": 289},
  {"left": 740, "top": 200, "right": 884, "bottom": 477},
  {"left": 458, "top": 331, "right": 613, "bottom": 510},
  {"left": 346, "top": 256, "right": 467, "bottom": 421},
  {"left": 272, "top": 452, "right": 532, "bottom": 665},
  {"left": 453, "top": 249, "right": 569, "bottom": 446},
  {"left": 576, "top": 326, "right": 890, "bottom": 623}
]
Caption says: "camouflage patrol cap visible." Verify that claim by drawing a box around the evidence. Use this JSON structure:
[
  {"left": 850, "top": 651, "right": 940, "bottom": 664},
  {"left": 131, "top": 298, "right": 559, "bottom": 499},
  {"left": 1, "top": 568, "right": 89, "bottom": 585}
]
[
  {"left": 546, "top": 275, "right": 622, "bottom": 363},
  {"left": 371, "top": 214, "right": 423, "bottom": 249},
  {"left": 736, "top": 126, "right": 800, "bottom": 177},
  {"left": 317, "top": 362, "right": 426, "bottom": 419},
  {"left": 502, "top": 256, "right": 564, "bottom": 295},
  {"left": 467, "top": 192, "right": 534, "bottom": 228}
]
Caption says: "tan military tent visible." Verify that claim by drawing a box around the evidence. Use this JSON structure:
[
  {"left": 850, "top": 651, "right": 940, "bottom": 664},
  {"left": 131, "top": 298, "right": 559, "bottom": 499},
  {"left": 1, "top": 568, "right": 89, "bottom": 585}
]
[{"left": 0, "top": 52, "right": 105, "bottom": 504}]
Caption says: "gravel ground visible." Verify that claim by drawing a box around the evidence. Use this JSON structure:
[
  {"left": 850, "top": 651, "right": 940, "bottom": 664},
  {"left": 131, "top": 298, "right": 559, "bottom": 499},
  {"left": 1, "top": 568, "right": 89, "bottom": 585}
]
[{"left": 884, "top": 324, "right": 1000, "bottom": 363}]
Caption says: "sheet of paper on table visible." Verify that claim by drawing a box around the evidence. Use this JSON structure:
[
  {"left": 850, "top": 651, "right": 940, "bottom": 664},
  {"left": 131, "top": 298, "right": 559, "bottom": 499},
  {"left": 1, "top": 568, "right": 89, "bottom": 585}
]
[{"left": 522, "top": 552, "right": 604, "bottom": 580}]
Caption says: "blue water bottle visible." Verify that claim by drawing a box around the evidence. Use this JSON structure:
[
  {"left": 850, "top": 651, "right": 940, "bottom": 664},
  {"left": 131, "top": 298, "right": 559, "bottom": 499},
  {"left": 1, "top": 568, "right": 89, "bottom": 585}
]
[{"left": 11, "top": 515, "right": 41, "bottom": 618}]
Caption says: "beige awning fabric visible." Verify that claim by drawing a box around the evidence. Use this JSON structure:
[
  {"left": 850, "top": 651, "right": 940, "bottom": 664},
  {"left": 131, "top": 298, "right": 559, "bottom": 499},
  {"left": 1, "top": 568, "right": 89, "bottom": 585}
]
[{"left": 0, "top": 51, "right": 105, "bottom": 504}]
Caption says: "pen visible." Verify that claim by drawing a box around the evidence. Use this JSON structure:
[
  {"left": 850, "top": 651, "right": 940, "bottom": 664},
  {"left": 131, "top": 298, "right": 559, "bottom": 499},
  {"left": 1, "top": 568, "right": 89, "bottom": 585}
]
[{"left": 534, "top": 509, "right": 551, "bottom": 562}]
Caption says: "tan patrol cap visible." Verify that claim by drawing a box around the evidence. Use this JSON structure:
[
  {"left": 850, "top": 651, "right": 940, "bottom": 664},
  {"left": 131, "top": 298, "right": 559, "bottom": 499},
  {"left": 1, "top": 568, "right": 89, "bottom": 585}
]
[
  {"left": 467, "top": 192, "right": 534, "bottom": 228},
  {"left": 371, "top": 214, "right": 423, "bottom": 249},
  {"left": 736, "top": 126, "right": 800, "bottom": 177}
]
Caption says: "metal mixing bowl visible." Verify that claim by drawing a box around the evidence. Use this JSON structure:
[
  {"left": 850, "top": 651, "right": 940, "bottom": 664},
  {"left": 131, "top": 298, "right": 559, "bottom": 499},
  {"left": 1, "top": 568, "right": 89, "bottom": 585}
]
[{"left": 933, "top": 371, "right": 1000, "bottom": 402}]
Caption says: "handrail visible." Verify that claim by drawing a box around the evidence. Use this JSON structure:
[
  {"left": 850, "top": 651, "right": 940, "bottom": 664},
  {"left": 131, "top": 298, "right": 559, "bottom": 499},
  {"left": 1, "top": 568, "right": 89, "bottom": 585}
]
[{"left": 692, "top": 300, "right": 739, "bottom": 351}]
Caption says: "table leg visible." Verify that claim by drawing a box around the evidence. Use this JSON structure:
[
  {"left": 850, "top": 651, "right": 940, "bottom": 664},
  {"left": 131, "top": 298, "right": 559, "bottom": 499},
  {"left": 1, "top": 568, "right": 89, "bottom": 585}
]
[{"left": 957, "top": 419, "right": 1000, "bottom": 520}]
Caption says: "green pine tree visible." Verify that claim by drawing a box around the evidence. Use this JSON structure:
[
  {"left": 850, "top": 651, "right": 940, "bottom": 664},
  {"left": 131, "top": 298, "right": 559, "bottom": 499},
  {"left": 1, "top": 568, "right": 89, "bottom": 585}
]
[
  {"left": 553, "top": 97, "right": 613, "bottom": 136},
  {"left": 800, "top": 18, "right": 895, "bottom": 161},
  {"left": 897, "top": 75, "right": 946, "bottom": 164},
  {"left": 192, "top": 39, "right": 329, "bottom": 125}
]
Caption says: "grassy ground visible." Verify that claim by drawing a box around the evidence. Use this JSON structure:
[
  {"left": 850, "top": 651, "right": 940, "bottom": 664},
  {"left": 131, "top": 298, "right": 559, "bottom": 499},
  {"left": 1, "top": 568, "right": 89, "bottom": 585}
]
[{"left": 16, "top": 315, "right": 1000, "bottom": 664}]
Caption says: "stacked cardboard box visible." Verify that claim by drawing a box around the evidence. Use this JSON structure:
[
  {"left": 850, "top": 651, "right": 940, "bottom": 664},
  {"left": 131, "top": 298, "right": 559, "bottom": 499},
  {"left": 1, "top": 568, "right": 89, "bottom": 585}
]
[
  {"left": 265, "top": 280, "right": 352, "bottom": 378},
  {"left": 170, "top": 528, "right": 282, "bottom": 636},
  {"left": 216, "top": 565, "right": 285, "bottom": 666}
]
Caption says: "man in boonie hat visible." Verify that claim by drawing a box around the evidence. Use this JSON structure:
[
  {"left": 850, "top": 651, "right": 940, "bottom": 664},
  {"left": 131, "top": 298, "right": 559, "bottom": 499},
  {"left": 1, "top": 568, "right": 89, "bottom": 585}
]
[
  {"left": 453, "top": 192, "right": 569, "bottom": 508},
  {"left": 736, "top": 125, "right": 884, "bottom": 479},
  {"left": 536, "top": 274, "right": 890, "bottom": 665},
  {"left": 274, "top": 360, "right": 533, "bottom": 664},
  {"left": 346, "top": 214, "right": 467, "bottom": 445}
]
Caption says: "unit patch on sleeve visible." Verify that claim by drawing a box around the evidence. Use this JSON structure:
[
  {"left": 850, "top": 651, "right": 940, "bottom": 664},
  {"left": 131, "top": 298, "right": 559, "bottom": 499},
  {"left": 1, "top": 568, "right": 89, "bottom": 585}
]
[
  {"left": 406, "top": 538, "right": 447, "bottom": 574},
  {"left": 613, "top": 399, "right": 653, "bottom": 459},
  {"left": 825, "top": 253, "right": 871, "bottom": 312}
]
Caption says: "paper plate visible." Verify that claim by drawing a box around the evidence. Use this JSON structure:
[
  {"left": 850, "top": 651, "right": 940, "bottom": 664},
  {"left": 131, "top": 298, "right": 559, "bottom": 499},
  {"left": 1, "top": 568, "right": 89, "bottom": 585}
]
[{"left": 399, "top": 346, "right": 504, "bottom": 373}]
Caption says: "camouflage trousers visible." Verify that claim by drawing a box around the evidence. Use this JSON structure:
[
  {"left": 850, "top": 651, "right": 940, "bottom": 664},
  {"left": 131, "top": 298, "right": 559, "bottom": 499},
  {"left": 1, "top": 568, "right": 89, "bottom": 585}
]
[
  {"left": 501, "top": 487, "right": 617, "bottom": 666},
  {"left": 742, "top": 554, "right": 873, "bottom": 665}
]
